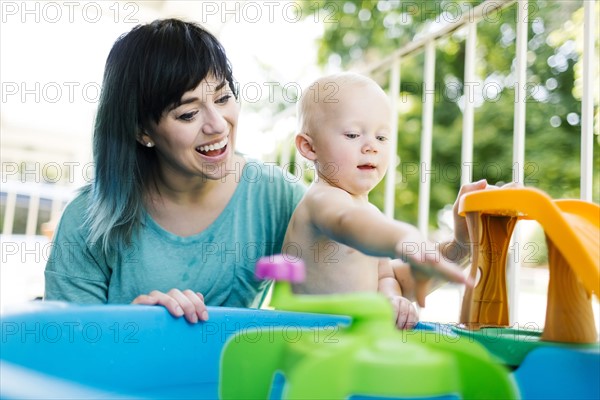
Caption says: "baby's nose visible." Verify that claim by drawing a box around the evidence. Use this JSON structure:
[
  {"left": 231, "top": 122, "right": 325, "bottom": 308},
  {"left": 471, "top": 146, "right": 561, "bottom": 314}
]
[{"left": 362, "top": 140, "right": 377, "bottom": 153}]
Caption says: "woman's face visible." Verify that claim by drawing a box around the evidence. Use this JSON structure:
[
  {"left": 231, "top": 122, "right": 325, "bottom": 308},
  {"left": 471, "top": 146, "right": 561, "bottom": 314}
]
[{"left": 143, "top": 75, "right": 240, "bottom": 182}]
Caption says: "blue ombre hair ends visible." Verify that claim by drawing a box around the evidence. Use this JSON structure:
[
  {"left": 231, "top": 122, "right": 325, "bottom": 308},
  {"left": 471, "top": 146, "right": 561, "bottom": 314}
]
[{"left": 85, "top": 19, "right": 238, "bottom": 256}]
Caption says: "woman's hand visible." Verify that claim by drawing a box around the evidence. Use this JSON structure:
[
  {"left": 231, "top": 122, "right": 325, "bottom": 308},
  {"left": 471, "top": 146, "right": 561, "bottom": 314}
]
[
  {"left": 451, "top": 179, "right": 488, "bottom": 251},
  {"left": 132, "top": 289, "right": 208, "bottom": 324},
  {"left": 449, "top": 180, "right": 522, "bottom": 258}
]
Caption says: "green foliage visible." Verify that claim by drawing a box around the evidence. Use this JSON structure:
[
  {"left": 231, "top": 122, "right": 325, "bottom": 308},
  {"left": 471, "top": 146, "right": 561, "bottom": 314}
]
[{"left": 300, "top": 0, "right": 600, "bottom": 228}]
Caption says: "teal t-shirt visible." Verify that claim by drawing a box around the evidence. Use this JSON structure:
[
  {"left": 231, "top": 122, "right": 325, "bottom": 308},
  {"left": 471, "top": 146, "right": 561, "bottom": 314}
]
[{"left": 44, "top": 159, "right": 306, "bottom": 308}]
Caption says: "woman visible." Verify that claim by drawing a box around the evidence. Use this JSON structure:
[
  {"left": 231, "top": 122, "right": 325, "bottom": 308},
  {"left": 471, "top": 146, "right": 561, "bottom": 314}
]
[{"left": 44, "top": 19, "right": 305, "bottom": 323}]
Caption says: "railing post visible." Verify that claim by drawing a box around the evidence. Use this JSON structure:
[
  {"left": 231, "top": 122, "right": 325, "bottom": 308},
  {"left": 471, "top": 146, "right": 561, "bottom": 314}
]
[
  {"left": 461, "top": 22, "right": 477, "bottom": 186},
  {"left": 2, "top": 191, "right": 17, "bottom": 235},
  {"left": 513, "top": 0, "right": 528, "bottom": 185},
  {"left": 25, "top": 193, "right": 40, "bottom": 236},
  {"left": 50, "top": 198, "right": 64, "bottom": 224},
  {"left": 581, "top": 0, "right": 596, "bottom": 201},
  {"left": 508, "top": 0, "right": 530, "bottom": 325},
  {"left": 384, "top": 58, "right": 401, "bottom": 219},
  {"left": 418, "top": 41, "right": 436, "bottom": 236}
]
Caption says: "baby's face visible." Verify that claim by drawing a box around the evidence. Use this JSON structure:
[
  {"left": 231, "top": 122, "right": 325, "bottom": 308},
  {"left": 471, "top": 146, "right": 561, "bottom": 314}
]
[{"left": 310, "top": 82, "right": 392, "bottom": 196}]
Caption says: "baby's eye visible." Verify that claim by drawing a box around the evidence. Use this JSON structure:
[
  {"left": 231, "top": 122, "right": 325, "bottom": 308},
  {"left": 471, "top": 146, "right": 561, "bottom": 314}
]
[
  {"left": 377, "top": 135, "right": 388, "bottom": 142},
  {"left": 178, "top": 111, "right": 198, "bottom": 121},
  {"left": 344, "top": 132, "right": 359, "bottom": 139},
  {"left": 216, "top": 94, "right": 232, "bottom": 104}
]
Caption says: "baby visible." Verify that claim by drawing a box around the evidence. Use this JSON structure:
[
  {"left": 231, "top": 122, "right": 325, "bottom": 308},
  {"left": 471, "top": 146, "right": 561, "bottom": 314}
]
[{"left": 283, "top": 72, "right": 466, "bottom": 329}]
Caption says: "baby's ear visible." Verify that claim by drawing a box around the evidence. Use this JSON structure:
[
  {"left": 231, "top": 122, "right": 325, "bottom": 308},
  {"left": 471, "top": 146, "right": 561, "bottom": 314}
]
[{"left": 295, "top": 133, "right": 317, "bottom": 161}]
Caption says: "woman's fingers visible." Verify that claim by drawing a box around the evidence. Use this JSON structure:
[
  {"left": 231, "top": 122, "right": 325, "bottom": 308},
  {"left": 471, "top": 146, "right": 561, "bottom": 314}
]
[
  {"left": 149, "top": 289, "right": 186, "bottom": 318},
  {"left": 132, "top": 289, "right": 208, "bottom": 323},
  {"left": 131, "top": 294, "right": 159, "bottom": 305},
  {"left": 453, "top": 179, "right": 488, "bottom": 213},
  {"left": 166, "top": 289, "right": 209, "bottom": 323},
  {"left": 183, "top": 289, "right": 208, "bottom": 322},
  {"left": 452, "top": 179, "right": 488, "bottom": 246}
]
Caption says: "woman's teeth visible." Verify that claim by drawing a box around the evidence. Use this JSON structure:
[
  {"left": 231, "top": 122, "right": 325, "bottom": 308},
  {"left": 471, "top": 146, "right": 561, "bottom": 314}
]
[{"left": 197, "top": 136, "right": 228, "bottom": 155}]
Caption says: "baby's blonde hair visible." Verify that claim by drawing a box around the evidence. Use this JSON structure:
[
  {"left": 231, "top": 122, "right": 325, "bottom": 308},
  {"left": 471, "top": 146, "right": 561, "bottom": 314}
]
[{"left": 297, "top": 72, "right": 383, "bottom": 135}]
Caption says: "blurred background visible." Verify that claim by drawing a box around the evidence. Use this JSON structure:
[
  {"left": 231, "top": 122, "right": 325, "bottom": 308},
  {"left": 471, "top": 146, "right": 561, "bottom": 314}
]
[{"left": 1, "top": 0, "right": 598, "bottom": 328}]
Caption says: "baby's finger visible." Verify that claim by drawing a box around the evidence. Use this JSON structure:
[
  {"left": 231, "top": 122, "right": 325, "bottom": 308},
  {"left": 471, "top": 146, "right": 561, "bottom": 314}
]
[
  {"left": 433, "top": 259, "right": 468, "bottom": 285},
  {"left": 396, "top": 300, "right": 409, "bottom": 329},
  {"left": 406, "top": 305, "right": 419, "bottom": 330},
  {"left": 414, "top": 251, "right": 468, "bottom": 285}
]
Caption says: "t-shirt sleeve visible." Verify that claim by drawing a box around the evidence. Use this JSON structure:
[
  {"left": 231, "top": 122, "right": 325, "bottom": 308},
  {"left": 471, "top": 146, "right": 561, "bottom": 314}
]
[{"left": 44, "top": 192, "right": 111, "bottom": 303}]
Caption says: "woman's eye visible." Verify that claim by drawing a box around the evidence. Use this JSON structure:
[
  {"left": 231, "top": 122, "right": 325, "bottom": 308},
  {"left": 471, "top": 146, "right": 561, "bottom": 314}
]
[
  {"left": 178, "top": 111, "right": 198, "bottom": 121},
  {"left": 216, "top": 94, "right": 232, "bottom": 104}
]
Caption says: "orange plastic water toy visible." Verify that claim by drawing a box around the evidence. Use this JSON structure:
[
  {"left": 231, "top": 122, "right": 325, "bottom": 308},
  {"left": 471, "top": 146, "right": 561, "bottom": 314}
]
[{"left": 457, "top": 187, "right": 599, "bottom": 344}]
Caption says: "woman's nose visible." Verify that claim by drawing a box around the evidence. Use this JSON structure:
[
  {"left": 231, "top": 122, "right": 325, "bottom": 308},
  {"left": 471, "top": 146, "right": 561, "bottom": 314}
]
[{"left": 201, "top": 106, "right": 227, "bottom": 135}]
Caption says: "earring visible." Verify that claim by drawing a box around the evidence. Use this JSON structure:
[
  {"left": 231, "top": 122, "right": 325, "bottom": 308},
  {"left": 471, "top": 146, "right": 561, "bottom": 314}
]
[{"left": 146, "top": 142, "right": 154, "bottom": 148}]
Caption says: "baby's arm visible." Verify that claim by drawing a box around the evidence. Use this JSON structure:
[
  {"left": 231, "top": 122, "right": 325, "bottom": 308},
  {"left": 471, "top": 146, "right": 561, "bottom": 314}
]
[
  {"left": 306, "top": 186, "right": 420, "bottom": 259},
  {"left": 378, "top": 258, "right": 418, "bottom": 329},
  {"left": 305, "top": 186, "right": 467, "bottom": 303}
]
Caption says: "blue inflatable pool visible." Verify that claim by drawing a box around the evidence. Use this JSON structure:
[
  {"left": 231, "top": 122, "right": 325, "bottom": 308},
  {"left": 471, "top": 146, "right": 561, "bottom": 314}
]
[
  {"left": 0, "top": 302, "right": 349, "bottom": 399},
  {"left": 2, "top": 302, "right": 598, "bottom": 399}
]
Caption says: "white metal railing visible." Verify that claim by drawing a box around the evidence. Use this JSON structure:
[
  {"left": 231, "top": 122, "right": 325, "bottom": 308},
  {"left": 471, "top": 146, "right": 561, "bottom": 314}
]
[
  {"left": 362, "top": 0, "right": 522, "bottom": 320},
  {"left": 361, "top": 0, "right": 519, "bottom": 234},
  {"left": 279, "top": 0, "right": 597, "bottom": 222},
  {"left": 509, "top": 0, "right": 530, "bottom": 324},
  {"left": 1, "top": 180, "right": 76, "bottom": 237},
  {"left": 582, "top": 0, "right": 597, "bottom": 202},
  {"left": 513, "top": 0, "right": 528, "bottom": 187},
  {"left": 384, "top": 58, "right": 401, "bottom": 218},
  {"left": 461, "top": 21, "right": 477, "bottom": 187}
]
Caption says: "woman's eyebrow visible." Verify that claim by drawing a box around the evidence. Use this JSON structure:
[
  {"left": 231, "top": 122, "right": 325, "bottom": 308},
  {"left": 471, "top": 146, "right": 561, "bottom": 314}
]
[
  {"left": 215, "top": 80, "right": 227, "bottom": 91},
  {"left": 167, "top": 97, "right": 199, "bottom": 112},
  {"left": 167, "top": 81, "right": 228, "bottom": 111},
  {"left": 178, "top": 97, "right": 200, "bottom": 106}
]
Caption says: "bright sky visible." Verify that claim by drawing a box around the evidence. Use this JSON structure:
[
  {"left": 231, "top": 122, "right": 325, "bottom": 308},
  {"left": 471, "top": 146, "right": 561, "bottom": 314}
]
[{"left": 0, "top": 0, "right": 328, "bottom": 167}]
